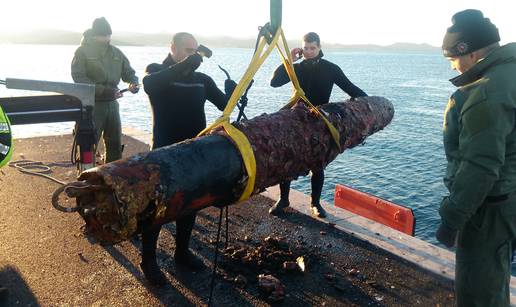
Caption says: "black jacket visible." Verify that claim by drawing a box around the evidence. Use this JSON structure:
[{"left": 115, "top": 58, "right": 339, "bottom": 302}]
[
  {"left": 270, "top": 54, "right": 367, "bottom": 105},
  {"left": 143, "top": 54, "right": 228, "bottom": 149}
]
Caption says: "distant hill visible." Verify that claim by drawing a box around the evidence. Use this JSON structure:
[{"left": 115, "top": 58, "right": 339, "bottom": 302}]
[
  {"left": 324, "top": 42, "right": 440, "bottom": 53},
  {"left": 0, "top": 30, "right": 139, "bottom": 46},
  {"left": 0, "top": 29, "right": 440, "bottom": 53}
]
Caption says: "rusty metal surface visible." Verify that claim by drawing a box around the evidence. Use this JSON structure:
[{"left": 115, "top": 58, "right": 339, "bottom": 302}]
[
  {"left": 68, "top": 96, "right": 394, "bottom": 244},
  {"left": 228, "top": 96, "right": 394, "bottom": 190}
]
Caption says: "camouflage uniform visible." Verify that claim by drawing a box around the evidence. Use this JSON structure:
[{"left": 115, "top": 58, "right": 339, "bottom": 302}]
[
  {"left": 71, "top": 30, "right": 138, "bottom": 162},
  {"left": 441, "top": 43, "right": 516, "bottom": 306}
]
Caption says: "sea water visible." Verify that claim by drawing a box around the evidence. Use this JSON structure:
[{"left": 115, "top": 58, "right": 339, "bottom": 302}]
[{"left": 0, "top": 44, "right": 461, "bottom": 245}]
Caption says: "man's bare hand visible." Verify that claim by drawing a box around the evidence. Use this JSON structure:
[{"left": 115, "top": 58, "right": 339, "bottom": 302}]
[
  {"left": 129, "top": 83, "right": 140, "bottom": 94},
  {"left": 290, "top": 48, "right": 303, "bottom": 62}
]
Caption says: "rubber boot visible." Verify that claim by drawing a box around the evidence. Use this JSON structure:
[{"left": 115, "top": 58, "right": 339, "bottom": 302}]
[
  {"left": 140, "top": 225, "right": 167, "bottom": 285},
  {"left": 269, "top": 181, "right": 291, "bottom": 215},
  {"left": 174, "top": 213, "right": 204, "bottom": 271},
  {"left": 310, "top": 170, "right": 327, "bottom": 218}
]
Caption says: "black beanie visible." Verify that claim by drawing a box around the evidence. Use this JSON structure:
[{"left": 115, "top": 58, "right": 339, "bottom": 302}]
[
  {"left": 442, "top": 9, "right": 500, "bottom": 57},
  {"left": 92, "top": 17, "right": 112, "bottom": 36}
]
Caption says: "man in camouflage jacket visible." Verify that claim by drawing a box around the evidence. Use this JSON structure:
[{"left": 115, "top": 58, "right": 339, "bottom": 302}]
[
  {"left": 437, "top": 9, "right": 516, "bottom": 307},
  {"left": 71, "top": 17, "right": 138, "bottom": 162}
]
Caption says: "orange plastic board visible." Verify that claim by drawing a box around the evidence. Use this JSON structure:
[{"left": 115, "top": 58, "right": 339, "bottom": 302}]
[{"left": 334, "top": 184, "right": 415, "bottom": 236}]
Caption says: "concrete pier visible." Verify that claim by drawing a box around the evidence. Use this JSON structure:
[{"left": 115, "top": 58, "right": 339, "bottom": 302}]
[{"left": 0, "top": 130, "right": 489, "bottom": 306}]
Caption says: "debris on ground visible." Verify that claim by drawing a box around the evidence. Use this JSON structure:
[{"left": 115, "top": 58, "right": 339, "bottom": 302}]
[
  {"left": 258, "top": 274, "right": 285, "bottom": 302},
  {"left": 221, "top": 236, "right": 310, "bottom": 273}
]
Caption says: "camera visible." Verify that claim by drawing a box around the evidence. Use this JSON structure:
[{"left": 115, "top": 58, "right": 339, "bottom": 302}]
[{"left": 197, "top": 44, "right": 212, "bottom": 58}]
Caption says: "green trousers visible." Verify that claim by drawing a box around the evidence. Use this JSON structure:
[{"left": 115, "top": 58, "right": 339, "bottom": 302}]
[
  {"left": 94, "top": 100, "right": 122, "bottom": 163},
  {"left": 456, "top": 197, "right": 516, "bottom": 307}
]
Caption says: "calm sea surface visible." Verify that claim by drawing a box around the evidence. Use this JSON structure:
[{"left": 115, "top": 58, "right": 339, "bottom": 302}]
[{"left": 0, "top": 44, "right": 459, "bottom": 246}]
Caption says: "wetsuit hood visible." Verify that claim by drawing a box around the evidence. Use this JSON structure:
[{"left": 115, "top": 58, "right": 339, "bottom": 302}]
[
  {"left": 163, "top": 53, "right": 176, "bottom": 66},
  {"left": 302, "top": 50, "right": 324, "bottom": 65}
]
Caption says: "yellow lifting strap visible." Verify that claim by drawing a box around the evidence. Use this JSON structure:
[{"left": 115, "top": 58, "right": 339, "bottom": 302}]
[
  {"left": 197, "top": 27, "right": 340, "bottom": 203},
  {"left": 197, "top": 28, "right": 282, "bottom": 202}
]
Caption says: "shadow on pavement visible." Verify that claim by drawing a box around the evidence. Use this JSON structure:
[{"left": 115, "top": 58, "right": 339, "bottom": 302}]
[
  {"left": 0, "top": 265, "right": 39, "bottom": 306},
  {"left": 101, "top": 244, "right": 195, "bottom": 306}
]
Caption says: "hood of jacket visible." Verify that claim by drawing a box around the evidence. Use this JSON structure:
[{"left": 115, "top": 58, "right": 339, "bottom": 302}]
[
  {"left": 80, "top": 29, "right": 93, "bottom": 46},
  {"left": 80, "top": 28, "right": 110, "bottom": 52}
]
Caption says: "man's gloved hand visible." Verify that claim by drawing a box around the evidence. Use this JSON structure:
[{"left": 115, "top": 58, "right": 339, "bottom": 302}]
[
  {"left": 435, "top": 221, "right": 458, "bottom": 248},
  {"left": 224, "top": 79, "right": 237, "bottom": 97},
  {"left": 181, "top": 53, "right": 203, "bottom": 73}
]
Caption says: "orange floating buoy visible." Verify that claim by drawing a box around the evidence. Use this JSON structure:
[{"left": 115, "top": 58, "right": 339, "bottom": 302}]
[{"left": 334, "top": 184, "right": 415, "bottom": 236}]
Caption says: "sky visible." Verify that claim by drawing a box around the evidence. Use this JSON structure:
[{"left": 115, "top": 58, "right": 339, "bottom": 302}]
[{"left": 1, "top": 0, "right": 515, "bottom": 46}]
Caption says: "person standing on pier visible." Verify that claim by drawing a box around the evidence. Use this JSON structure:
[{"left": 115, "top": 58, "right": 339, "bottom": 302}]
[
  {"left": 269, "top": 32, "right": 367, "bottom": 218},
  {"left": 71, "top": 17, "right": 139, "bottom": 163},
  {"left": 140, "top": 32, "right": 236, "bottom": 285},
  {"left": 436, "top": 9, "right": 516, "bottom": 307}
]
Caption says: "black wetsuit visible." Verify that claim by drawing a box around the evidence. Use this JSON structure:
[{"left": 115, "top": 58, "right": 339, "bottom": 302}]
[
  {"left": 270, "top": 54, "right": 367, "bottom": 105},
  {"left": 141, "top": 53, "right": 229, "bottom": 265},
  {"left": 144, "top": 54, "right": 228, "bottom": 149},
  {"left": 270, "top": 53, "right": 367, "bottom": 205}
]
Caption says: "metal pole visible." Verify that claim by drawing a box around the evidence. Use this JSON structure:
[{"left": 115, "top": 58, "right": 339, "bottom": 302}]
[{"left": 270, "top": 0, "right": 282, "bottom": 35}]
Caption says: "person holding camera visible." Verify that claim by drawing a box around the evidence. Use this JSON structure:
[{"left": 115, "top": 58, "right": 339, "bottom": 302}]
[
  {"left": 269, "top": 32, "right": 367, "bottom": 218},
  {"left": 71, "top": 17, "right": 139, "bottom": 163},
  {"left": 141, "top": 32, "right": 237, "bottom": 285}
]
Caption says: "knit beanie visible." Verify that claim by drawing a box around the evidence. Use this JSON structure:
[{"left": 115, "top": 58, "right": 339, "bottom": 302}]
[
  {"left": 92, "top": 17, "right": 112, "bottom": 36},
  {"left": 442, "top": 9, "right": 499, "bottom": 57}
]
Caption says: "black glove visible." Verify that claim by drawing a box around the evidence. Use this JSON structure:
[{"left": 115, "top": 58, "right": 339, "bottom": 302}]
[
  {"left": 224, "top": 79, "right": 237, "bottom": 97},
  {"left": 435, "top": 222, "right": 458, "bottom": 248},
  {"left": 181, "top": 53, "right": 202, "bottom": 73}
]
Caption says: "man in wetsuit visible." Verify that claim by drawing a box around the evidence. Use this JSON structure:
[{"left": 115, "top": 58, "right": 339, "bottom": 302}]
[
  {"left": 141, "top": 32, "right": 236, "bottom": 285},
  {"left": 269, "top": 32, "right": 367, "bottom": 218}
]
